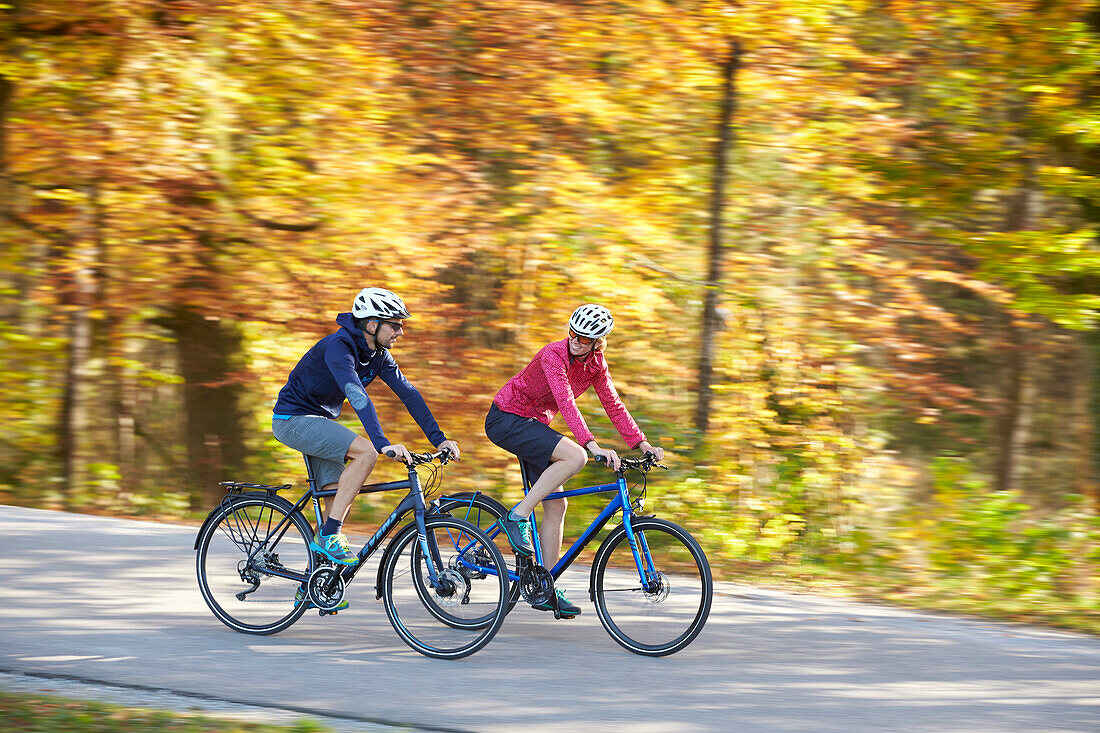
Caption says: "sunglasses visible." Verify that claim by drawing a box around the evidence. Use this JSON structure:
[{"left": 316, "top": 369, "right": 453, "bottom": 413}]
[
  {"left": 381, "top": 320, "right": 405, "bottom": 332},
  {"left": 569, "top": 331, "right": 595, "bottom": 345}
]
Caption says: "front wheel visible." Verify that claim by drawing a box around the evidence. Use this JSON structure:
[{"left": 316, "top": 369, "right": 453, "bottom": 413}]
[
  {"left": 379, "top": 515, "right": 509, "bottom": 659},
  {"left": 591, "top": 517, "right": 712, "bottom": 656}
]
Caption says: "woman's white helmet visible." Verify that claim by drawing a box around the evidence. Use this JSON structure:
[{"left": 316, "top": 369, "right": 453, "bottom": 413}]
[
  {"left": 568, "top": 304, "right": 614, "bottom": 338},
  {"left": 352, "top": 287, "right": 410, "bottom": 319}
]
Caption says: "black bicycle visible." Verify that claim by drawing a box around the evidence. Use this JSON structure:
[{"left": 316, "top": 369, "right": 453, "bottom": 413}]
[{"left": 194, "top": 448, "right": 509, "bottom": 659}]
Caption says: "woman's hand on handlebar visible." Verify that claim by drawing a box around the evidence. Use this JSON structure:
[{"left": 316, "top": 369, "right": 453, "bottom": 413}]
[
  {"left": 436, "top": 439, "right": 461, "bottom": 461},
  {"left": 588, "top": 444, "right": 621, "bottom": 471},
  {"left": 380, "top": 444, "right": 413, "bottom": 464},
  {"left": 638, "top": 441, "right": 664, "bottom": 461}
]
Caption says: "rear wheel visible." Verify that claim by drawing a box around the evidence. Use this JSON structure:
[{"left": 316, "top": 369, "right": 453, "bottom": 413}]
[
  {"left": 435, "top": 493, "right": 521, "bottom": 611},
  {"left": 591, "top": 517, "right": 712, "bottom": 656},
  {"left": 196, "top": 495, "right": 313, "bottom": 635},
  {"left": 380, "top": 515, "right": 509, "bottom": 659}
]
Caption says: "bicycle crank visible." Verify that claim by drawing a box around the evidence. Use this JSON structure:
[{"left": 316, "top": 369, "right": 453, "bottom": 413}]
[
  {"left": 307, "top": 565, "right": 346, "bottom": 612},
  {"left": 519, "top": 562, "right": 554, "bottom": 606}
]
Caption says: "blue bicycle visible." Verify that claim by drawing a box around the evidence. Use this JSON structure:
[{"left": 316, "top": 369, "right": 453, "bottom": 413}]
[{"left": 435, "top": 453, "right": 713, "bottom": 656}]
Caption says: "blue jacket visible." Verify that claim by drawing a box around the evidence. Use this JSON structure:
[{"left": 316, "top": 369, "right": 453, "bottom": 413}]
[{"left": 273, "top": 313, "right": 446, "bottom": 452}]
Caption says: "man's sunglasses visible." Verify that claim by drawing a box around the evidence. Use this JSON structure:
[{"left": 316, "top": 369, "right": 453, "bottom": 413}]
[{"left": 380, "top": 320, "right": 405, "bottom": 332}]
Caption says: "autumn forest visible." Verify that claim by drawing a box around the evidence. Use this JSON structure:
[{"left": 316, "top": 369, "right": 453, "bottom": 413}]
[{"left": 2, "top": 0, "right": 1099, "bottom": 627}]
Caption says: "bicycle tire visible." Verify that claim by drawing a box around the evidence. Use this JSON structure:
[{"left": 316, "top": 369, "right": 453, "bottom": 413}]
[
  {"left": 379, "top": 515, "right": 509, "bottom": 659},
  {"left": 435, "top": 493, "right": 522, "bottom": 614},
  {"left": 196, "top": 494, "right": 314, "bottom": 635},
  {"left": 591, "top": 517, "right": 712, "bottom": 656}
]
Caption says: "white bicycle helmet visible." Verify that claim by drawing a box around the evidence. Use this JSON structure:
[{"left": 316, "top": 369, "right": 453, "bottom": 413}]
[
  {"left": 352, "top": 287, "right": 410, "bottom": 319},
  {"left": 568, "top": 304, "right": 614, "bottom": 338}
]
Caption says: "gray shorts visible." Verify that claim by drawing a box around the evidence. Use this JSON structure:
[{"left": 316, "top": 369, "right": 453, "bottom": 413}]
[{"left": 271, "top": 415, "right": 357, "bottom": 489}]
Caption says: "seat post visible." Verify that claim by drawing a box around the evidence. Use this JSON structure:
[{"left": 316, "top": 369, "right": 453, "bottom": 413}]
[
  {"left": 303, "top": 454, "right": 324, "bottom": 527},
  {"left": 518, "top": 459, "right": 533, "bottom": 496}
]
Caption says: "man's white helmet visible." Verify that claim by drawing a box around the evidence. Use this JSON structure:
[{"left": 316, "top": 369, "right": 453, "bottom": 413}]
[
  {"left": 352, "top": 287, "right": 410, "bottom": 319},
  {"left": 568, "top": 304, "right": 614, "bottom": 338}
]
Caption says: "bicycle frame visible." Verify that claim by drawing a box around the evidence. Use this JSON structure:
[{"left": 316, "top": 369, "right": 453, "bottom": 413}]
[
  {"left": 452, "top": 463, "right": 654, "bottom": 586},
  {"left": 226, "top": 455, "right": 445, "bottom": 590}
]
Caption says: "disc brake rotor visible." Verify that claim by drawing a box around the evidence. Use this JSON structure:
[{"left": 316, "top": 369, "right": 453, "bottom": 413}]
[
  {"left": 432, "top": 568, "right": 469, "bottom": 608},
  {"left": 642, "top": 571, "right": 670, "bottom": 603}
]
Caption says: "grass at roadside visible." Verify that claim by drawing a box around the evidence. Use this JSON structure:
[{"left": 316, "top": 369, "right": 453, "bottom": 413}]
[
  {"left": 0, "top": 691, "right": 339, "bottom": 733},
  {"left": 707, "top": 560, "right": 1100, "bottom": 636}
]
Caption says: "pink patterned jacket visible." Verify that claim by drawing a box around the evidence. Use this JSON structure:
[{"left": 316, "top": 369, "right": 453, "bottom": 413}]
[{"left": 493, "top": 338, "right": 646, "bottom": 449}]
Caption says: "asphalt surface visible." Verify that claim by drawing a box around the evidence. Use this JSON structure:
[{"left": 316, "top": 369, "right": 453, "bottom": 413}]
[{"left": 1, "top": 505, "right": 1098, "bottom": 732}]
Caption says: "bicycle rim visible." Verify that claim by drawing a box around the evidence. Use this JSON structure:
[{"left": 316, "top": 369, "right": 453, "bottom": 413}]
[
  {"left": 592, "top": 518, "right": 712, "bottom": 656},
  {"left": 381, "top": 516, "right": 508, "bottom": 659},
  {"left": 196, "top": 497, "right": 312, "bottom": 635},
  {"left": 435, "top": 494, "right": 521, "bottom": 610}
]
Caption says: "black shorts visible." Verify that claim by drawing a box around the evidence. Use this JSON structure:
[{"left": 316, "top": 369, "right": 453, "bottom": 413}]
[{"left": 484, "top": 403, "right": 564, "bottom": 487}]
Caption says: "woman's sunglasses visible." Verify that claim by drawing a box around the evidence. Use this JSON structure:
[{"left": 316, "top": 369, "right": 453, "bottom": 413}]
[{"left": 569, "top": 331, "right": 595, "bottom": 345}]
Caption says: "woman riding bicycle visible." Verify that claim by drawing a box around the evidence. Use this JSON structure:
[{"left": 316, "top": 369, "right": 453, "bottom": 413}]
[{"left": 487, "top": 304, "right": 664, "bottom": 617}]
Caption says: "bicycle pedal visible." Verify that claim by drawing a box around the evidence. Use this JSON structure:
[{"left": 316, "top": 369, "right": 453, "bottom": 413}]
[{"left": 553, "top": 609, "right": 577, "bottom": 620}]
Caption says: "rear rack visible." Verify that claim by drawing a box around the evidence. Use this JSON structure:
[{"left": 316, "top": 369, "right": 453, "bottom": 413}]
[{"left": 219, "top": 481, "right": 291, "bottom": 495}]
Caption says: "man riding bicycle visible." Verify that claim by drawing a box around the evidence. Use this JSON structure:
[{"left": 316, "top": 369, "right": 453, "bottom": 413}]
[{"left": 271, "top": 287, "right": 461, "bottom": 610}]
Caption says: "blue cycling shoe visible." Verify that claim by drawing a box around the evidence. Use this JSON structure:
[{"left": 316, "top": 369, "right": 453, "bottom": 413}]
[{"left": 310, "top": 530, "right": 358, "bottom": 566}]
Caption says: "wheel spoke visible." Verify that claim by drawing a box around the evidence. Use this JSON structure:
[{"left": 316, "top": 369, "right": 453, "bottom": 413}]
[
  {"left": 197, "top": 499, "right": 313, "bottom": 635},
  {"left": 381, "top": 516, "right": 508, "bottom": 659},
  {"left": 592, "top": 518, "right": 712, "bottom": 656}
]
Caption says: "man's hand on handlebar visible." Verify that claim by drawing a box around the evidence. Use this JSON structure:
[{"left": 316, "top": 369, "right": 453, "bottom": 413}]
[
  {"left": 436, "top": 439, "right": 461, "bottom": 461},
  {"left": 380, "top": 444, "right": 413, "bottom": 464}
]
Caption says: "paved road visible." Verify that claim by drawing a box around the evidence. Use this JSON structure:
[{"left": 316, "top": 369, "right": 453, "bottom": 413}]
[{"left": 0, "top": 505, "right": 1098, "bottom": 732}]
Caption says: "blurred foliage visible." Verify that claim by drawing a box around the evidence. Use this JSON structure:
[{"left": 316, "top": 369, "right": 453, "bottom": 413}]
[
  {"left": 0, "top": 691, "right": 335, "bottom": 733},
  {"left": 1, "top": 1, "right": 1099, "bottom": 628}
]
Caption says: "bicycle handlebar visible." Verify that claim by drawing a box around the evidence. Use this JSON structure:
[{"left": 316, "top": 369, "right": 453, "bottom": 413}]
[
  {"left": 593, "top": 452, "right": 668, "bottom": 472},
  {"left": 383, "top": 447, "right": 455, "bottom": 467}
]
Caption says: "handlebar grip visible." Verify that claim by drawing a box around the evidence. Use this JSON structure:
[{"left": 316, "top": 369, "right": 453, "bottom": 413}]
[
  {"left": 594, "top": 455, "right": 607, "bottom": 463},
  {"left": 384, "top": 450, "right": 397, "bottom": 458}
]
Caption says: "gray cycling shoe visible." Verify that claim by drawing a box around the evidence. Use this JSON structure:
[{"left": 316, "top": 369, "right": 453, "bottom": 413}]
[
  {"left": 498, "top": 511, "right": 534, "bottom": 557},
  {"left": 532, "top": 588, "right": 581, "bottom": 617}
]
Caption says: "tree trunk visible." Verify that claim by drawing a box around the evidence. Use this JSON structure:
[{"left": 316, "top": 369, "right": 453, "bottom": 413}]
[
  {"left": 694, "top": 37, "right": 741, "bottom": 436},
  {"left": 169, "top": 307, "right": 248, "bottom": 509},
  {"left": 1081, "top": 329, "right": 1100, "bottom": 509},
  {"left": 0, "top": 74, "right": 11, "bottom": 210},
  {"left": 59, "top": 244, "right": 95, "bottom": 502},
  {"left": 0, "top": 72, "right": 17, "bottom": 327},
  {"left": 994, "top": 155, "right": 1040, "bottom": 493}
]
